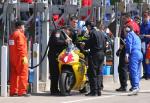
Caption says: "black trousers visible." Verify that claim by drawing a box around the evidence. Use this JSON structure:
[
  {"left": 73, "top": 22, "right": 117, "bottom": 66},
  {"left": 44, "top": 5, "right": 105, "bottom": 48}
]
[
  {"left": 118, "top": 50, "right": 128, "bottom": 88},
  {"left": 87, "top": 52, "right": 104, "bottom": 94},
  {"left": 48, "top": 53, "right": 60, "bottom": 93},
  {"left": 118, "top": 64, "right": 128, "bottom": 88}
]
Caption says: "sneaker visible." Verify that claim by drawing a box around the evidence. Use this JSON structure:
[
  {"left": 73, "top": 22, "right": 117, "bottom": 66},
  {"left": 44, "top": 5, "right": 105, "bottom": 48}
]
[
  {"left": 128, "top": 88, "right": 139, "bottom": 96},
  {"left": 129, "top": 87, "right": 140, "bottom": 91},
  {"left": 116, "top": 87, "right": 127, "bottom": 92}
]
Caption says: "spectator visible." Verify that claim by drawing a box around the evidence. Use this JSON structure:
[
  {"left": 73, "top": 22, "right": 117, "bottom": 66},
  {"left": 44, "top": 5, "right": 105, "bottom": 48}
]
[
  {"left": 134, "top": 15, "right": 141, "bottom": 26},
  {"left": 140, "top": 10, "right": 150, "bottom": 80},
  {"left": 69, "top": 16, "right": 79, "bottom": 43}
]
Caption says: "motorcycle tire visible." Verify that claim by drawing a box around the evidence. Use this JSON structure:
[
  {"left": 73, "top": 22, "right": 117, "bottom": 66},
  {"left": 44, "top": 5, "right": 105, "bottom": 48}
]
[{"left": 59, "top": 69, "right": 75, "bottom": 96}]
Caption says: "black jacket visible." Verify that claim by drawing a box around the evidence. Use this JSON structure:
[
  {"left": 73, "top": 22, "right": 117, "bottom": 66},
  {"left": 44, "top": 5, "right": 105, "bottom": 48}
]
[
  {"left": 48, "top": 30, "right": 67, "bottom": 56},
  {"left": 85, "top": 27, "right": 106, "bottom": 55}
]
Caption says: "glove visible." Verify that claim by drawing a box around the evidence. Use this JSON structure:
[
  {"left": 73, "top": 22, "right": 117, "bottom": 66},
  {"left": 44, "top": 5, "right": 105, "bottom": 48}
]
[
  {"left": 65, "top": 39, "right": 72, "bottom": 44},
  {"left": 116, "top": 49, "right": 121, "bottom": 56},
  {"left": 22, "top": 56, "right": 28, "bottom": 64}
]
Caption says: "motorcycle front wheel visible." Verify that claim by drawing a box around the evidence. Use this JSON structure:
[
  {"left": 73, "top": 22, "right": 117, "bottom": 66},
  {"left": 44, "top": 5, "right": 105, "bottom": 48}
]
[{"left": 59, "top": 69, "right": 75, "bottom": 96}]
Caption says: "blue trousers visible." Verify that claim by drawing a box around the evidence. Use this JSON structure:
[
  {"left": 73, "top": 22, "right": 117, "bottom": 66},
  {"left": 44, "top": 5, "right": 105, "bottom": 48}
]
[{"left": 129, "top": 50, "right": 143, "bottom": 89}]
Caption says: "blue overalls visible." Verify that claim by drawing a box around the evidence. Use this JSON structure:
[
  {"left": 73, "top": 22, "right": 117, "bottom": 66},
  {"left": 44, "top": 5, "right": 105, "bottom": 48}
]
[
  {"left": 125, "top": 31, "right": 143, "bottom": 89},
  {"left": 140, "top": 20, "right": 150, "bottom": 78}
]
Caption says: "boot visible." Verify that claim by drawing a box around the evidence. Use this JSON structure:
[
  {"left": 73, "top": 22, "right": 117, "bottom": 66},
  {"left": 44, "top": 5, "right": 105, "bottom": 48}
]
[{"left": 116, "top": 87, "right": 127, "bottom": 92}]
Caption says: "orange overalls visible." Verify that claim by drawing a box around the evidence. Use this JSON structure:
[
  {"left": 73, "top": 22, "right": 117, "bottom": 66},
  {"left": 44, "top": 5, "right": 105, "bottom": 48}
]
[{"left": 9, "top": 30, "right": 28, "bottom": 96}]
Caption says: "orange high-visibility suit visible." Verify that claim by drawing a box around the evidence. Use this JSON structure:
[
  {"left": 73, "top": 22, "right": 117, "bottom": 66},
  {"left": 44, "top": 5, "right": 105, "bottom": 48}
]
[{"left": 9, "top": 30, "right": 28, "bottom": 96}]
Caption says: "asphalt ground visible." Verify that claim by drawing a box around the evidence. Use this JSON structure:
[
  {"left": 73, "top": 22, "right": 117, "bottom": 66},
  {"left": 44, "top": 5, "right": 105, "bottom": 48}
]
[{"left": 0, "top": 79, "right": 150, "bottom": 103}]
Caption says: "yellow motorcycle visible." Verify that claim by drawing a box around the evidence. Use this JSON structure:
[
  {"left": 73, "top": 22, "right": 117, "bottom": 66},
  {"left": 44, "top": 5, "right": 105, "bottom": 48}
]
[{"left": 58, "top": 43, "right": 89, "bottom": 96}]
